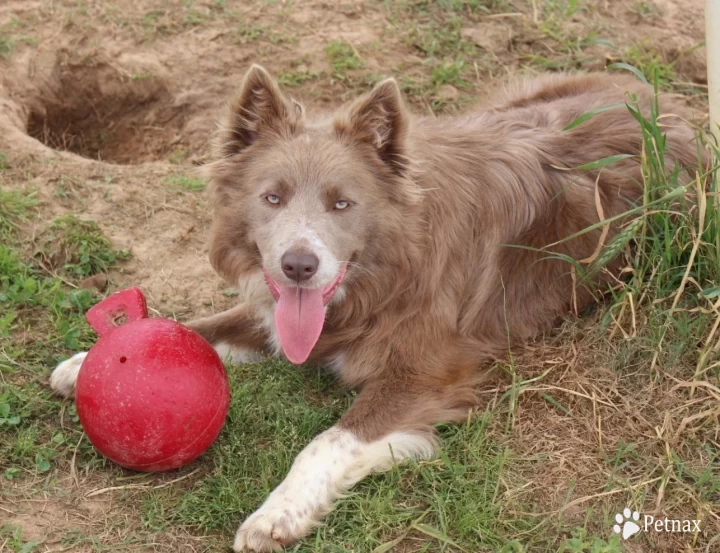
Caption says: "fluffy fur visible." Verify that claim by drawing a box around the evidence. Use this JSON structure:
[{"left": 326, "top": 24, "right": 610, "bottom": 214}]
[{"left": 51, "top": 66, "right": 702, "bottom": 552}]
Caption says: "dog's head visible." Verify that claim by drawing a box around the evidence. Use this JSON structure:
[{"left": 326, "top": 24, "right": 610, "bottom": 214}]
[{"left": 206, "top": 65, "right": 419, "bottom": 362}]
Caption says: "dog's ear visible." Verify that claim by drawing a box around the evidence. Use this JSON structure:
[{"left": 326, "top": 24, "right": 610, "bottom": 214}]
[
  {"left": 336, "top": 78, "right": 409, "bottom": 174},
  {"left": 217, "top": 64, "right": 300, "bottom": 158}
]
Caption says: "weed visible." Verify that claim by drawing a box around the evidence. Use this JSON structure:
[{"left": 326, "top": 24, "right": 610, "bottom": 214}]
[
  {"left": 278, "top": 68, "right": 319, "bottom": 87},
  {"left": 400, "top": 0, "right": 508, "bottom": 16},
  {"left": 169, "top": 148, "right": 188, "bottom": 164},
  {"left": 326, "top": 40, "right": 363, "bottom": 77},
  {"left": 0, "top": 188, "right": 36, "bottom": 237},
  {"left": 183, "top": 9, "right": 207, "bottom": 27},
  {"left": 403, "top": 14, "right": 476, "bottom": 60},
  {"left": 33, "top": 215, "right": 131, "bottom": 279},
  {"left": 141, "top": 9, "right": 170, "bottom": 36},
  {"left": 381, "top": 0, "right": 483, "bottom": 106},
  {"left": 0, "top": 243, "right": 102, "bottom": 476},
  {"left": 557, "top": 528, "right": 623, "bottom": 552},
  {"left": 164, "top": 174, "right": 206, "bottom": 191},
  {"left": 0, "top": 403, "right": 21, "bottom": 426},
  {"left": 633, "top": 1, "right": 663, "bottom": 19},
  {"left": 430, "top": 58, "right": 470, "bottom": 89},
  {"left": 0, "top": 524, "right": 42, "bottom": 553},
  {"left": 0, "top": 17, "right": 38, "bottom": 58},
  {"left": 619, "top": 42, "right": 676, "bottom": 88},
  {"left": 236, "top": 22, "right": 266, "bottom": 43},
  {"left": 0, "top": 38, "right": 12, "bottom": 58}
]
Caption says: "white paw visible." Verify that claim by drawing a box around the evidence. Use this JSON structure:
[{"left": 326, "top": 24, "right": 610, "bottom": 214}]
[
  {"left": 233, "top": 496, "right": 315, "bottom": 552},
  {"left": 214, "top": 342, "right": 264, "bottom": 365},
  {"left": 49, "top": 352, "right": 88, "bottom": 397}
]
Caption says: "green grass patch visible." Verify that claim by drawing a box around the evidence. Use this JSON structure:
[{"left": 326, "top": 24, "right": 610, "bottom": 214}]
[
  {"left": 278, "top": 68, "right": 319, "bottom": 87},
  {"left": 430, "top": 58, "right": 471, "bottom": 89},
  {"left": 0, "top": 16, "right": 38, "bottom": 59},
  {"left": 0, "top": 188, "right": 36, "bottom": 238},
  {"left": 168, "top": 148, "right": 188, "bottom": 164},
  {"left": 164, "top": 174, "right": 206, "bottom": 191},
  {"left": 326, "top": 40, "right": 363, "bottom": 78},
  {"left": 34, "top": 215, "right": 131, "bottom": 279},
  {"left": 0, "top": 524, "right": 43, "bottom": 553},
  {"left": 0, "top": 207, "right": 129, "bottom": 479},
  {"left": 144, "top": 362, "right": 552, "bottom": 551},
  {"left": 0, "top": 244, "right": 106, "bottom": 475},
  {"left": 618, "top": 41, "right": 676, "bottom": 89},
  {"left": 632, "top": 0, "right": 663, "bottom": 19}
]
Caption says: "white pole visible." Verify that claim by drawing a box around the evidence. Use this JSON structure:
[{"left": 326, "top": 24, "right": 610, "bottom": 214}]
[{"left": 708, "top": 0, "right": 720, "bottom": 141}]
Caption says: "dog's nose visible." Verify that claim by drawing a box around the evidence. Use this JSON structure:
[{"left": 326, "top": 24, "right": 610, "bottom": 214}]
[{"left": 281, "top": 251, "right": 319, "bottom": 282}]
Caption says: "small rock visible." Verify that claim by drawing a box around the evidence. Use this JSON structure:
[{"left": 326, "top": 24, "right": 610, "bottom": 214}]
[
  {"left": 435, "top": 84, "right": 460, "bottom": 102},
  {"left": 80, "top": 273, "right": 108, "bottom": 292},
  {"left": 296, "top": 64, "right": 309, "bottom": 73}
]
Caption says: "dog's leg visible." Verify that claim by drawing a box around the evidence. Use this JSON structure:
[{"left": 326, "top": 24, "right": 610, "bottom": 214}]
[
  {"left": 232, "top": 376, "right": 474, "bottom": 552},
  {"left": 49, "top": 304, "right": 268, "bottom": 397},
  {"left": 186, "top": 303, "right": 271, "bottom": 363},
  {"left": 49, "top": 352, "right": 88, "bottom": 398}
]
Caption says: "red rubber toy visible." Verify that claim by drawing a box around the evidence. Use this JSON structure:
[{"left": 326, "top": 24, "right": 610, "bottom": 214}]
[{"left": 75, "top": 287, "right": 229, "bottom": 472}]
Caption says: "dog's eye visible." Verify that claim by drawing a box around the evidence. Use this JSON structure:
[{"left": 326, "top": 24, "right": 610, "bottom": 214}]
[
  {"left": 266, "top": 194, "right": 280, "bottom": 205},
  {"left": 334, "top": 200, "right": 349, "bottom": 210}
]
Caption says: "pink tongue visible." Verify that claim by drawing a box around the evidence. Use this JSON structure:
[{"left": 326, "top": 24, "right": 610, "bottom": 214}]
[{"left": 275, "top": 286, "right": 326, "bottom": 364}]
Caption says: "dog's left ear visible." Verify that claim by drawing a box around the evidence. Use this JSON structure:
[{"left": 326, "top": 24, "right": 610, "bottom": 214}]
[{"left": 336, "top": 78, "right": 408, "bottom": 174}]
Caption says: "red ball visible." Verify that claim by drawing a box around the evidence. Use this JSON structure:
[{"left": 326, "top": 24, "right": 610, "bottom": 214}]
[{"left": 75, "top": 288, "right": 229, "bottom": 472}]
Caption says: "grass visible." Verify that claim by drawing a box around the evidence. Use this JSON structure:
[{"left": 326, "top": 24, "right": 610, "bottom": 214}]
[
  {"left": 632, "top": 1, "right": 663, "bottom": 19},
  {"left": 0, "top": 17, "right": 37, "bottom": 59},
  {"left": 0, "top": 524, "right": 43, "bottom": 553},
  {"left": 168, "top": 148, "right": 188, "bottom": 164},
  {"left": 0, "top": 190, "right": 126, "bottom": 515},
  {"left": 326, "top": 40, "right": 363, "bottom": 77},
  {"left": 617, "top": 42, "right": 676, "bottom": 89},
  {"left": 278, "top": 67, "right": 319, "bottom": 87},
  {"left": 140, "top": 361, "right": 624, "bottom": 552},
  {"left": 514, "top": 70, "right": 720, "bottom": 548},
  {"left": 379, "top": 0, "right": 503, "bottom": 110},
  {"left": 33, "top": 215, "right": 131, "bottom": 279},
  {"left": 164, "top": 174, "right": 206, "bottom": 191},
  {"left": 430, "top": 58, "right": 471, "bottom": 90},
  {"left": 0, "top": 189, "right": 35, "bottom": 237},
  {"left": 0, "top": 252, "right": 102, "bottom": 476},
  {"left": 388, "top": 0, "right": 479, "bottom": 61}
]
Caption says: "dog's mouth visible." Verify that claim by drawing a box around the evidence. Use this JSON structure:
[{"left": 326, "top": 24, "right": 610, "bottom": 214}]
[{"left": 263, "top": 264, "right": 347, "bottom": 364}]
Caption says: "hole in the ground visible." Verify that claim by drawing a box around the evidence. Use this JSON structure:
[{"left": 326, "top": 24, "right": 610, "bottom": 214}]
[{"left": 26, "top": 60, "right": 190, "bottom": 164}]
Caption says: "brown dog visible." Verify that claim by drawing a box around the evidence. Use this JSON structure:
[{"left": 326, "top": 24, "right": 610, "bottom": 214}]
[{"left": 51, "top": 65, "right": 701, "bottom": 551}]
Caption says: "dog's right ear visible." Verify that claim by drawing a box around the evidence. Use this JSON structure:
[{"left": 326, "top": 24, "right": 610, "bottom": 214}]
[
  {"left": 216, "top": 65, "right": 300, "bottom": 158},
  {"left": 335, "top": 78, "right": 409, "bottom": 175}
]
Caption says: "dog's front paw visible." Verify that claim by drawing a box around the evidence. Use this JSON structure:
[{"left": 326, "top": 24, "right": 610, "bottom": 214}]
[
  {"left": 232, "top": 498, "right": 316, "bottom": 552},
  {"left": 49, "top": 352, "right": 88, "bottom": 397}
]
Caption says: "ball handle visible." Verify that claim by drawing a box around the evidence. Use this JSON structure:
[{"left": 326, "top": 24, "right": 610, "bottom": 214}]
[{"left": 85, "top": 287, "right": 148, "bottom": 337}]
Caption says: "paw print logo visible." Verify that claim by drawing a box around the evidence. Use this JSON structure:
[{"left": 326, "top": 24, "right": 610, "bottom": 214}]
[{"left": 613, "top": 508, "right": 641, "bottom": 539}]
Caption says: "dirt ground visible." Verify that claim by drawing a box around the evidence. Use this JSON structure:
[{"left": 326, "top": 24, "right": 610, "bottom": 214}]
[
  {"left": 0, "top": 0, "right": 710, "bottom": 315},
  {"left": 0, "top": 0, "right": 716, "bottom": 552}
]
